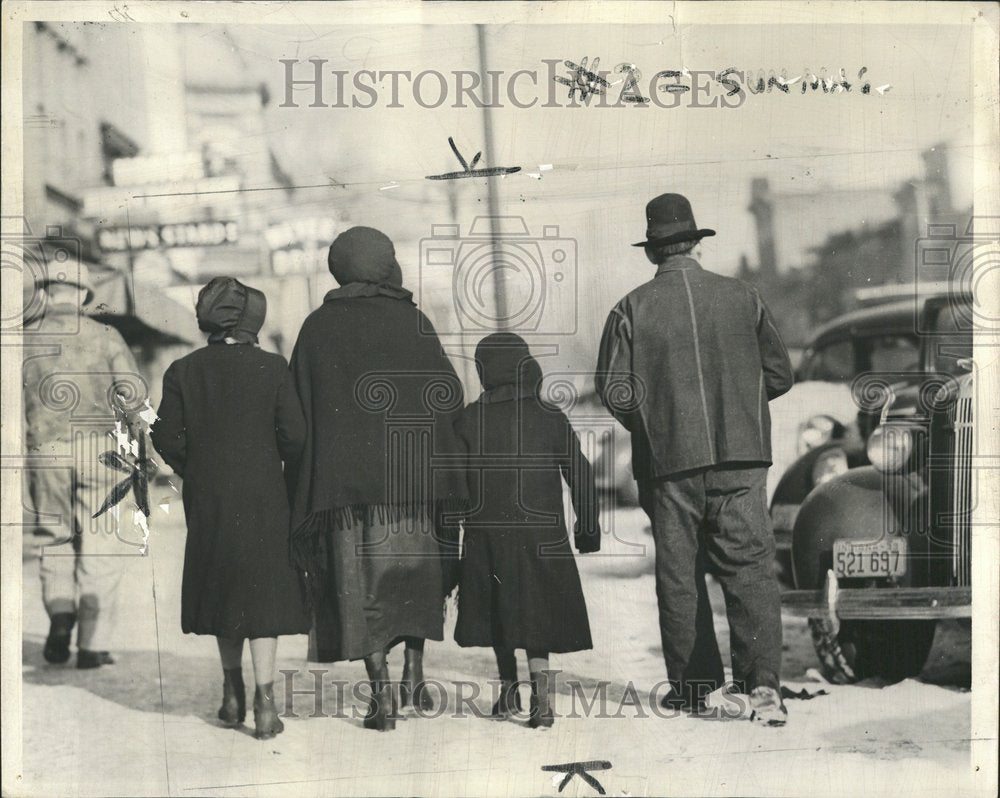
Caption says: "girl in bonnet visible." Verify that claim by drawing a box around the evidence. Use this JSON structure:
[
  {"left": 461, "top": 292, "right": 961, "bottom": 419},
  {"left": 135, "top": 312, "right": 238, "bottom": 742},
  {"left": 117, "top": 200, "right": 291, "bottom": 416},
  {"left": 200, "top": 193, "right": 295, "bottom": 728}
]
[
  {"left": 454, "top": 333, "right": 601, "bottom": 729},
  {"left": 151, "top": 277, "right": 309, "bottom": 740}
]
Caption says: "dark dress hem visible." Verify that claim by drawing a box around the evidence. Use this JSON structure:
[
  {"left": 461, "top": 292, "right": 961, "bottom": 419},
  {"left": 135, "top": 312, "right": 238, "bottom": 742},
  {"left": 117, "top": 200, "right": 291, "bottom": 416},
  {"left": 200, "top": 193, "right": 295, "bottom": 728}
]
[
  {"left": 310, "top": 627, "right": 447, "bottom": 664},
  {"left": 454, "top": 637, "right": 593, "bottom": 654},
  {"left": 290, "top": 498, "right": 467, "bottom": 607}
]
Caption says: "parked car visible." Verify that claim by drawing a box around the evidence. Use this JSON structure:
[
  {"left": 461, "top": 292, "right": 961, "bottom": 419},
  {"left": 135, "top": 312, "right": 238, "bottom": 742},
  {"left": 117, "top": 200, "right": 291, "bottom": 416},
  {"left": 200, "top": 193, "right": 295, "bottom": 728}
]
[
  {"left": 566, "top": 391, "right": 638, "bottom": 506},
  {"left": 781, "top": 293, "right": 973, "bottom": 682},
  {"left": 769, "top": 295, "right": 953, "bottom": 564},
  {"left": 765, "top": 299, "right": 931, "bottom": 509}
]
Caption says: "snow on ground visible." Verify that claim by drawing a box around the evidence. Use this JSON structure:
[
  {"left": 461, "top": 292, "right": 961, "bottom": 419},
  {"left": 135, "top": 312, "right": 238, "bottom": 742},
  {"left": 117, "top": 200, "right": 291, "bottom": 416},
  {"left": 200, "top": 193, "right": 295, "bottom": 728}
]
[{"left": 16, "top": 506, "right": 976, "bottom": 797}]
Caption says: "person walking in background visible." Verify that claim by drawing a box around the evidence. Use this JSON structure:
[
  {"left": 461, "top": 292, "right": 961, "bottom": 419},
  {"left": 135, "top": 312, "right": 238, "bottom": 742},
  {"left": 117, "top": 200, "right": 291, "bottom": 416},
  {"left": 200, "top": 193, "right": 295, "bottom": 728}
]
[
  {"left": 150, "top": 277, "right": 309, "bottom": 740},
  {"left": 454, "top": 333, "right": 600, "bottom": 729},
  {"left": 287, "top": 227, "right": 467, "bottom": 732},
  {"left": 596, "top": 194, "right": 794, "bottom": 726},
  {"left": 22, "top": 258, "right": 142, "bottom": 670}
]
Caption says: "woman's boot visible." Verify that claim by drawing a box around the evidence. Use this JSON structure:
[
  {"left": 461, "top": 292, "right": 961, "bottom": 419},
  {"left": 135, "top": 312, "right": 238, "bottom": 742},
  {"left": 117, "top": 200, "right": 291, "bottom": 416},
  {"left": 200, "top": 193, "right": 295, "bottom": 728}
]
[
  {"left": 528, "top": 668, "right": 555, "bottom": 730},
  {"left": 363, "top": 652, "right": 396, "bottom": 731},
  {"left": 253, "top": 682, "right": 284, "bottom": 739},
  {"left": 364, "top": 681, "right": 398, "bottom": 731},
  {"left": 400, "top": 640, "right": 434, "bottom": 712},
  {"left": 217, "top": 667, "right": 246, "bottom": 727}
]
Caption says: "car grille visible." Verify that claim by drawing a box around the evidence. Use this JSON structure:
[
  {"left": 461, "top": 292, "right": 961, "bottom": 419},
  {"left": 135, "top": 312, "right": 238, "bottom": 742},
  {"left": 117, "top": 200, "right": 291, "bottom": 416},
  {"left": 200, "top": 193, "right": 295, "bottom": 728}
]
[{"left": 948, "top": 377, "right": 974, "bottom": 586}]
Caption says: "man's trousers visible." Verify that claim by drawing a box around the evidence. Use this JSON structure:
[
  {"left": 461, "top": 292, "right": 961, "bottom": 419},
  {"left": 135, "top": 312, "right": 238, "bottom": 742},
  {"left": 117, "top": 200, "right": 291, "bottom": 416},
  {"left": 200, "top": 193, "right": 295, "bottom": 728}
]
[
  {"left": 27, "top": 460, "right": 131, "bottom": 652},
  {"left": 638, "top": 463, "right": 782, "bottom": 703}
]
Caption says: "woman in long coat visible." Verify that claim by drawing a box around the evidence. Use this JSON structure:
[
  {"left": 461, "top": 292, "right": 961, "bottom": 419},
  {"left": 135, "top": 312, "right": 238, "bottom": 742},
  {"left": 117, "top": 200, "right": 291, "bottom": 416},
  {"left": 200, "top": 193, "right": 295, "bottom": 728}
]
[
  {"left": 150, "top": 277, "right": 309, "bottom": 740},
  {"left": 454, "top": 333, "right": 600, "bottom": 728},
  {"left": 288, "top": 226, "right": 466, "bottom": 731}
]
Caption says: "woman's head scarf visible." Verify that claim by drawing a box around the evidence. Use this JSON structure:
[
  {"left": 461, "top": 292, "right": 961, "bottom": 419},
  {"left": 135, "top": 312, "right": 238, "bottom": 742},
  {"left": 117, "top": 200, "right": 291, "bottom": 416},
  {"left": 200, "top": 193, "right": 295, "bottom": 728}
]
[
  {"left": 474, "top": 332, "right": 543, "bottom": 394},
  {"left": 195, "top": 277, "right": 266, "bottom": 344},
  {"left": 327, "top": 226, "right": 403, "bottom": 287}
]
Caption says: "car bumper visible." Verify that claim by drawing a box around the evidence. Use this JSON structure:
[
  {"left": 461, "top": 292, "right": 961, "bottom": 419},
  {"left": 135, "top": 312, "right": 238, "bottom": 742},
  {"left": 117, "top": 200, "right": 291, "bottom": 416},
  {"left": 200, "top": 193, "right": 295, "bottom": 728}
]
[{"left": 782, "top": 572, "right": 971, "bottom": 620}]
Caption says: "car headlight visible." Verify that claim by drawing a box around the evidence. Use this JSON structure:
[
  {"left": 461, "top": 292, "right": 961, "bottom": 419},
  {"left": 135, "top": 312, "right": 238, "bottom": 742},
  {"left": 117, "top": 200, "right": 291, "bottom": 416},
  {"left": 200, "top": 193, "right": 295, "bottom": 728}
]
[
  {"left": 798, "top": 415, "right": 839, "bottom": 455},
  {"left": 867, "top": 424, "right": 915, "bottom": 473},
  {"left": 811, "top": 447, "right": 849, "bottom": 485}
]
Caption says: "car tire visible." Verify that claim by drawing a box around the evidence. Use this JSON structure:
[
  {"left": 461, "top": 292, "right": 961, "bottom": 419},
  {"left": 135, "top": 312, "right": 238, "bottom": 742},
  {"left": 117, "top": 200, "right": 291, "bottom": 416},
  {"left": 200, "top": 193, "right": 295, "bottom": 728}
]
[{"left": 808, "top": 618, "right": 937, "bottom": 684}]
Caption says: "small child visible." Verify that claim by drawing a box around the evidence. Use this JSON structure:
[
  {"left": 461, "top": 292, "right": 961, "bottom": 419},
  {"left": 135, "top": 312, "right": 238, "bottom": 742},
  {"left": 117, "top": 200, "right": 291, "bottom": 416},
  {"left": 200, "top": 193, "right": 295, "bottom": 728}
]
[{"left": 454, "top": 333, "right": 600, "bottom": 728}]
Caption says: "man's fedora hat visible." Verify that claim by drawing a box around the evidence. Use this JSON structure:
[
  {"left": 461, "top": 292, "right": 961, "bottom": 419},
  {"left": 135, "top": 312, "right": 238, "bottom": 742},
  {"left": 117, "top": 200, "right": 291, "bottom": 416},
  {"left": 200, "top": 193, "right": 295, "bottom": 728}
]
[{"left": 632, "top": 193, "right": 716, "bottom": 248}]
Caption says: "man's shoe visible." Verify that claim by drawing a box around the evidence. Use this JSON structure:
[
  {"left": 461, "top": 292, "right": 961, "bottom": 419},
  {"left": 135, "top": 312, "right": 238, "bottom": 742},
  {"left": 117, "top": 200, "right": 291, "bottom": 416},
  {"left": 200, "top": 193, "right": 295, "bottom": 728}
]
[
  {"left": 43, "top": 613, "right": 76, "bottom": 664},
  {"left": 659, "top": 691, "right": 707, "bottom": 713},
  {"left": 749, "top": 686, "right": 788, "bottom": 727},
  {"left": 77, "top": 650, "right": 115, "bottom": 670}
]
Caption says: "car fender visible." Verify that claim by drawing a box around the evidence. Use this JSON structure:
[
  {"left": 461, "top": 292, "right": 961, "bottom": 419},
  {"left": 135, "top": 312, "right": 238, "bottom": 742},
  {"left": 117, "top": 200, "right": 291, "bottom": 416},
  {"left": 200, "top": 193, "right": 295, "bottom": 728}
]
[
  {"left": 771, "top": 440, "right": 866, "bottom": 508},
  {"left": 790, "top": 465, "right": 924, "bottom": 589}
]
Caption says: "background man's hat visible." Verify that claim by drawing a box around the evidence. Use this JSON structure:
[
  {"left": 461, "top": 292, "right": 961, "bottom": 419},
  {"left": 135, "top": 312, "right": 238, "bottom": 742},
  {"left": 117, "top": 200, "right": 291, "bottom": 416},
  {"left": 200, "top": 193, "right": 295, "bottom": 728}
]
[
  {"left": 35, "top": 257, "right": 95, "bottom": 306},
  {"left": 632, "top": 193, "right": 716, "bottom": 248}
]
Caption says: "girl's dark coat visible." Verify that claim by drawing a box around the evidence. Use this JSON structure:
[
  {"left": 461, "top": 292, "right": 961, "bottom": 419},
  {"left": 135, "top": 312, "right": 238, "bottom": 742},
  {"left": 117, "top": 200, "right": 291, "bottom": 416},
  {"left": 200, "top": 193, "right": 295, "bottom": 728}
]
[{"left": 454, "top": 339, "right": 600, "bottom": 653}]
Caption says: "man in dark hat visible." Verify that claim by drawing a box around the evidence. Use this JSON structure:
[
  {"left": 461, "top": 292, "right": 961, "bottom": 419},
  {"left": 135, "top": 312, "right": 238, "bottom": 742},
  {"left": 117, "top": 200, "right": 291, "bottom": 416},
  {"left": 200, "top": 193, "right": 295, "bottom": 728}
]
[{"left": 595, "top": 193, "right": 794, "bottom": 725}]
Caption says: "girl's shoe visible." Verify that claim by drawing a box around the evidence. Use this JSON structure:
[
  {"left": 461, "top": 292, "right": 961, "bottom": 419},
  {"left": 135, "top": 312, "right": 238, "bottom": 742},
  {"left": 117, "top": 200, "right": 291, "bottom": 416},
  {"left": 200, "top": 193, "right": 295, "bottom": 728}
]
[
  {"left": 399, "top": 680, "right": 435, "bottom": 712},
  {"left": 217, "top": 667, "right": 246, "bottom": 727},
  {"left": 528, "top": 695, "right": 555, "bottom": 729},
  {"left": 491, "top": 681, "right": 523, "bottom": 719},
  {"left": 363, "top": 682, "right": 397, "bottom": 731},
  {"left": 528, "top": 671, "right": 555, "bottom": 730},
  {"left": 253, "top": 683, "right": 285, "bottom": 739}
]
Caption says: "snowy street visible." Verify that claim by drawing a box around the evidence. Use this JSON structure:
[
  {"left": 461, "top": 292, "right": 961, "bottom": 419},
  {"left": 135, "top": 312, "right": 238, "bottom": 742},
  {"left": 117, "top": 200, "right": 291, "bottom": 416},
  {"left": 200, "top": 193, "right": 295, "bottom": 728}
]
[{"left": 18, "top": 505, "right": 974, "bottom": 797}]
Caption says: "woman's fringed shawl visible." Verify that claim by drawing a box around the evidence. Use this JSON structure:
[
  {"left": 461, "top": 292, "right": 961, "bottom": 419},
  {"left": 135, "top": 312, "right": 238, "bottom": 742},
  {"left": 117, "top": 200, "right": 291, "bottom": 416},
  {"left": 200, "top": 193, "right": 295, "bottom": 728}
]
[
  {"left": 290, "top": 498, "right": 467, "bottom": 607},
  {"left": 287, "top": 228, "right": 469, "bottom": 608}
]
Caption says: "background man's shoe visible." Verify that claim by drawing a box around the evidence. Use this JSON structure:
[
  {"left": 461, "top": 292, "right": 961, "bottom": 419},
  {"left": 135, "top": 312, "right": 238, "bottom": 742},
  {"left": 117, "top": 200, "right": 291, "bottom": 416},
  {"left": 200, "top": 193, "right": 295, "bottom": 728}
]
[
  {"left": 749, "top": 686, "right": 788, "bottom": 727},
  {"left": 77, "top": 650, "right": 115, "bottom": 670},
  {"left": 43, "top": 613, "right": 76, "bottom": 664}
]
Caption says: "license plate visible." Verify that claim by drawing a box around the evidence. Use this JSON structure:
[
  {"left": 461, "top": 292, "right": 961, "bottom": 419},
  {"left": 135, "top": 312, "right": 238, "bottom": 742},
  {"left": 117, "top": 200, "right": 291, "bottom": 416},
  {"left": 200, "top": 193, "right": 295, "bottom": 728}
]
[{"left": 833, "top": 538, "right": 907, "bottom": 578}]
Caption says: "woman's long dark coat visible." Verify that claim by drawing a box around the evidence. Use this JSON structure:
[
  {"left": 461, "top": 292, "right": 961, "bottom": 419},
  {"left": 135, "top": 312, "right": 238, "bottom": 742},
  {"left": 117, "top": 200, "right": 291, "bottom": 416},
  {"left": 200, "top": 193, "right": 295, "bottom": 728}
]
[
  {"left": 454, "top": 337, "right": 600, "bottom": 654},
  {"left": 287, "top": 286, "right": 468, "bottom": 661},
  {"left": 151, "top": 344, "right": 310, "bottom": 638}
]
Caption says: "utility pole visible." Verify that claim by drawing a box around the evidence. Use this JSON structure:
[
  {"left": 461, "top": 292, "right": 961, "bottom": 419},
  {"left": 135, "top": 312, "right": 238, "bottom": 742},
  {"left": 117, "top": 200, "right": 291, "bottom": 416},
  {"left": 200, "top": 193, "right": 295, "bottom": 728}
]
[{"left": 476, "top": 23, "right": 508, "bottom": 329}]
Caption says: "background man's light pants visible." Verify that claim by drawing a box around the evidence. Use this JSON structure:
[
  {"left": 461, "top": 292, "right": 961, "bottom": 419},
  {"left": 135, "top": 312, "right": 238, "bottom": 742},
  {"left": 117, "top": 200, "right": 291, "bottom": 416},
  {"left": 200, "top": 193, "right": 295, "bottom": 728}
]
[
  {"left": 638, "top": 463, "right": 782, "bottom": 704},
  {"left": 28, "top": 463, "right": 132, "bottom": 652}
]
